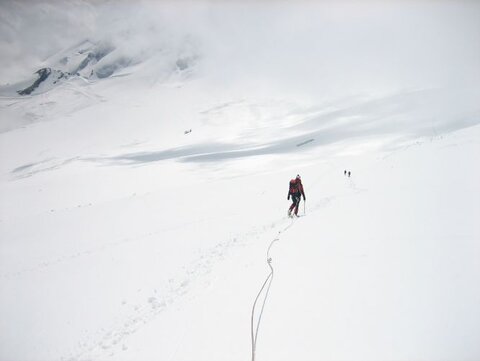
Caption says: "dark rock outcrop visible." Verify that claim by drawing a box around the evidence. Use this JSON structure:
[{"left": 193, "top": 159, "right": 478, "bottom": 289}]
[
  {"left": 17, "top": 68, "right": 52, "bottom": 95},
  {"left": 74, "top": 45, "right": 114, "bottom": 74}
]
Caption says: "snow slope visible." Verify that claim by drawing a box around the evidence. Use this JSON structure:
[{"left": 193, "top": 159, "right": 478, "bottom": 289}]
[{"left": 1, "top": 2, "right": 480, "bottom": 361}]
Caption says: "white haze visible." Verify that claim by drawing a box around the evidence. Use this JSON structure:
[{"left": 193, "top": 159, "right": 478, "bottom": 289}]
[{"left": 1, "top": 0, "right": 479, "bottom": 96}]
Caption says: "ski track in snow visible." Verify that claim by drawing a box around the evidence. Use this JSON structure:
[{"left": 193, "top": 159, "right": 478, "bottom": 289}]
[
  {"left": 250, "top": 183, "right": 368, "bottom": 361},
  {"left": 64, "top": 187, "right": 351, "bottom": 361},
  {"left": 64, "top": 218, "right": 289, "bottom": 360}
]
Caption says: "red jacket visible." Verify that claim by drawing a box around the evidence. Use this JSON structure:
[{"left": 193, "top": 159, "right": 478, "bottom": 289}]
[{"left": 288, "top": 179, "right": 305, "bottom": 199}]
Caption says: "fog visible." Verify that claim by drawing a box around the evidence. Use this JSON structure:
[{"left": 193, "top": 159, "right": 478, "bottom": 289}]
[{"left": 1, "top": 0, "right": 479, "bottom": 96}]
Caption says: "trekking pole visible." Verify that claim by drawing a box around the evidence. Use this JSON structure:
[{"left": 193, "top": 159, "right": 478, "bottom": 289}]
[{"left": 304, "top": 199, "right": 306, "bottom": 215}]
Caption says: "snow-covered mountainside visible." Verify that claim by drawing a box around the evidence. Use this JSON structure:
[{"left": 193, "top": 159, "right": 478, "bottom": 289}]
[
  {"left": 0, "top": 34, "right": 197, "bottom": 98},
  {"left": 1, "top": 2, "right": 479, "bottom": 361}
]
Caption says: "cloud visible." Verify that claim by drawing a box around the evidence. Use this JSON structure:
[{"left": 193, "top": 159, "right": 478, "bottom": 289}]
[
  {"left": 1, "top": 0, "right": 479, "bottom": 95},
  {"left": 0, "top": 1, "right": 97, "bottom": 83},
  {"left": 195, "top": 1, "right": 480, "bottom": 96}
]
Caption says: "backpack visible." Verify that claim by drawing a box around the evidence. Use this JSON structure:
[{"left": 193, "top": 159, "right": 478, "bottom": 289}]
[{"left": 289, "top": 179, "right": 299, "bottom": 195}]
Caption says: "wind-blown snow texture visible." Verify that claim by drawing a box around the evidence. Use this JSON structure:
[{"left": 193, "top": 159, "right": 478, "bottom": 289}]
[{"left": 1, "top": 1, "right": 480, "bottom": 361}]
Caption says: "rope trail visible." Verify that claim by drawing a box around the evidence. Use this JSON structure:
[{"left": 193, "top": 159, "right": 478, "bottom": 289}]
[
  {"left": 250, "top": 220, "right": 295, "bottom": 361},
  {"left": 250, "top": 167, "right": 363, "bottom": 360}
]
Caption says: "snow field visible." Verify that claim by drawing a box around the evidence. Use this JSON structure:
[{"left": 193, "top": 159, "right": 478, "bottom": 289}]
[{"left": 1, "top": 2, "right": 479, "bottom": 359}]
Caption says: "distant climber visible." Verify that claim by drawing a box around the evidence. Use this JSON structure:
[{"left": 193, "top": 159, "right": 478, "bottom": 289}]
[
  {"left": 348, "top": 171, "right": 351, "bottom": 177},
  {"left": 287, "top": 174, "right": 306, "bottom": 217},
  {"left": 344, "top": 170, "right": 347, "bottom": 176}
]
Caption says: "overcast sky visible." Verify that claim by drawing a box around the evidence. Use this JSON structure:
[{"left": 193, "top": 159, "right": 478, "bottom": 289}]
[{"left": 1, "top": 0, "right": 479, "bottom": 95}]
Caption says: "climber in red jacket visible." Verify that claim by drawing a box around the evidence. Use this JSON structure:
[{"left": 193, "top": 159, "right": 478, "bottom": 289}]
[{"left": 287, "top": 174, "right": 306, "bottom": 217}]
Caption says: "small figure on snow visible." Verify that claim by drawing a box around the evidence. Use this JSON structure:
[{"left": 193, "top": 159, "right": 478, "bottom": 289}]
[
  {"left": 344, "top": 170, "right": 347, "bottom": 176},
  {"left": 348, "top": 171, "right": 351, "bottom": 177},
  {"left": 287, "top": 174, "right": 306, "bottom": 217}
]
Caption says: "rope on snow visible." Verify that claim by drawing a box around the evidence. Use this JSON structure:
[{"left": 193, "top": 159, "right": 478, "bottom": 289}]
[{"left": 250, "top": 220, "right": 295, "bottom": 361}]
